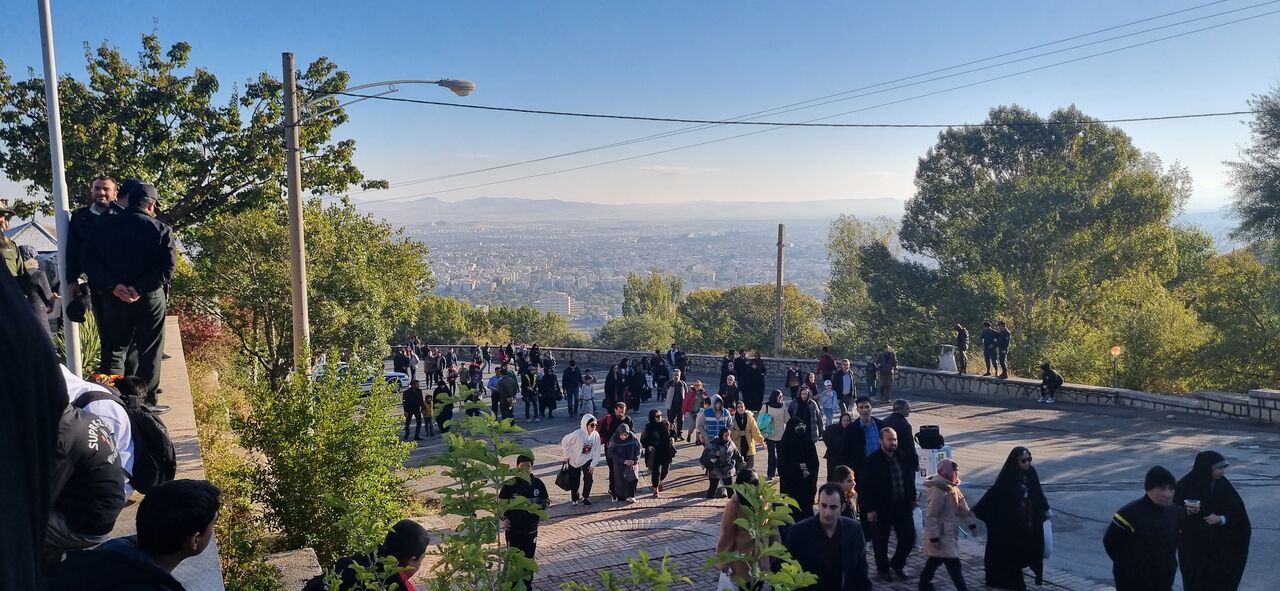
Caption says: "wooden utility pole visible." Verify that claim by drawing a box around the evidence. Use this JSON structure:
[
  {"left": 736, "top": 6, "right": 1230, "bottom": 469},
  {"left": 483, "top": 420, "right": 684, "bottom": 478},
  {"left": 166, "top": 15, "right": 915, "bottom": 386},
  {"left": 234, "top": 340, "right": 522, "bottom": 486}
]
[
  {"left": 774, "top": 224, "right": 785, "bottom": 356},
  {"left": 282, "top": 53, "right": 310, "bottom": 370}
]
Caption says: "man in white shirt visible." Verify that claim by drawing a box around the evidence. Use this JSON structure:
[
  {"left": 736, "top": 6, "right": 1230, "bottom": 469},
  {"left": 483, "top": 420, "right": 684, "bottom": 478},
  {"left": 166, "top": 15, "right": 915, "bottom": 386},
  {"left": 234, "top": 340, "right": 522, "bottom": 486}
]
[{"left": 62, "top": 365, "right": 135, "bottom": 498}]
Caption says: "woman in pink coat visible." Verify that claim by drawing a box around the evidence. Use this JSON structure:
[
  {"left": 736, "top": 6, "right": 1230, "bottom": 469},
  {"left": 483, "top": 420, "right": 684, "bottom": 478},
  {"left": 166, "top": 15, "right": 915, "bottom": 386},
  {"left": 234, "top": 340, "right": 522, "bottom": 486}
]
[{"left": 919, "top": 459, "right": 979, "bottom": 591}]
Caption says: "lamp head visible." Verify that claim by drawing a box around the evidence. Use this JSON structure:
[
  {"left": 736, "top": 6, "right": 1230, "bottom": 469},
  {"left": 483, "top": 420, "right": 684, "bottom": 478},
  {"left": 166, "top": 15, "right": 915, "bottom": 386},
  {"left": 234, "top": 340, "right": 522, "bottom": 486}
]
[
  {"left": 437, "top": 79, "right": 476, "bottom": 97},
  {"left": 1109, "top": 345, "right": 1123, "bottom": 357}
]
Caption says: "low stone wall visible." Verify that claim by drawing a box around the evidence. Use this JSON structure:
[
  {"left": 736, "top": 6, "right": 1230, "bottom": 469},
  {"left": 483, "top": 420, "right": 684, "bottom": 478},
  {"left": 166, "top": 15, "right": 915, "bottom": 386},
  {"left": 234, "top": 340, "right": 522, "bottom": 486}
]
[{"left": 449, "top": 345, "right": 1279, "bottom": 425}]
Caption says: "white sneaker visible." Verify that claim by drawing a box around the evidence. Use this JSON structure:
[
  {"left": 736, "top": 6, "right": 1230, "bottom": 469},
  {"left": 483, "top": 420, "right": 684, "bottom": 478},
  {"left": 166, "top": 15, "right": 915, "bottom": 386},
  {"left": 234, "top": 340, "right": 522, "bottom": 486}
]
[
  {"left": 1045, "top": 398, "right": 1055, "bottom": 404},
  {"left": 571, "top": 500, "right": 579, "bottom": 506},
  {"left": 1037, "top": 397, "right": 1046, "bottom": 403}
]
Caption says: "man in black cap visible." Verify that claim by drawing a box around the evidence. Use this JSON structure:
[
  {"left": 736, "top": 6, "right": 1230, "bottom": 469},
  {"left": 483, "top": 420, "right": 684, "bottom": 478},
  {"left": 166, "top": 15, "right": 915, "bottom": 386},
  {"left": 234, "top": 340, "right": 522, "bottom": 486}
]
[
  {"left": 498, "top": 454, "right": 549, "bottom": 591},
  {"left": 86, "top": 179, "right": 175, "bottom": 412}
]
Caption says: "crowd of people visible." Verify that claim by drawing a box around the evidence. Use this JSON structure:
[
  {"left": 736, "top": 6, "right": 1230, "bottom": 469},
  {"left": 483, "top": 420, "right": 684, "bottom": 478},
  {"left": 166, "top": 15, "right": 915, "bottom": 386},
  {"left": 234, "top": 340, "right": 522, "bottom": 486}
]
[{"left": 407, "top": 341, "right": 1254, "bottom": 591}]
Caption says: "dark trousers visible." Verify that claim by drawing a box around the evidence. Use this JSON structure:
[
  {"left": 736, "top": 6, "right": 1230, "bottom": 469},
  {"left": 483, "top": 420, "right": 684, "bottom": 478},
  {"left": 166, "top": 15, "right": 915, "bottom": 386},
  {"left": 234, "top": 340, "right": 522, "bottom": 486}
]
[
  {"left": 956, "top": 350, "right": 967, "bottom": 374},
  {"left": 1041, "top": 384, "right": 1059, "bottom": 400},
  {"left": 649, "top": 460, "right": 669, "bottom": 489},
  {"left": 878, "top": 374, "right": 893, "bottom": 402},
  {"left": 669, "top": 407, "right": 684, "bottom": 436},
  {"left": 100, "top": 289, "right": 166, "bottom": 399},
  {"left": 569, "top": 464, "right": 593, "bottom": 502},
  {"left": 765, "top": 439, "right": 781, "bottom": 479},
  {"left": 707, "top": 476, "right": 731, "bottom": 498},
  {"left": 873, "top": 507, "right": 916, "bottom": 572},
  {"left": 505, "top": 530, "right": 537, "bottom": 591},
  {"left": 984, "top": 347, "right": 997, "bottom": 373},
  {"left": 997, "top": 348, "right": 1009, "bottom": 376},
  {"left": 403, "top": 406, "right": 425, "bottom": 438},
  {"left": 919, "top": 557, "right": 967, "bottom": 591},
  {"left": 524, "top": 395, "right": 539, "bottom": 419}
]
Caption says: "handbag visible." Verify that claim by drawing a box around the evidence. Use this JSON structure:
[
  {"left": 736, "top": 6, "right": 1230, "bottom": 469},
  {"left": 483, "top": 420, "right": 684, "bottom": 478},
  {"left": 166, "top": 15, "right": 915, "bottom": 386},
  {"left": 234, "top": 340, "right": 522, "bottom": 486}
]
[
  {"left": 1042, "top": 519, "right": 1054, "bottom": 560},
  {"left": 716, "top": 570, "right": 735, "bottom": 591},
  {"left": 554, "top": 461, "right": 576, "bottom": 491},
  {"left": 756, "top": 410, "right": 774, "bottom": 438},
  {"left": 915, "top": 425, "right": 945, "bottom": 449},
  {"left": 623, "top": 463, "right": 638, "bottom": 483}
]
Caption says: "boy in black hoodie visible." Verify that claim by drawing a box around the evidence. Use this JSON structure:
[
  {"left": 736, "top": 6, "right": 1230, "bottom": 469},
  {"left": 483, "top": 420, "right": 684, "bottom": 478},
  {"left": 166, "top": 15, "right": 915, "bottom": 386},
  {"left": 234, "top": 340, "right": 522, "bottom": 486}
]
[
  {"left": 47, "top": 479, "right": 221, "bottom": 591},
  {"left": 499, "top": 454, "right": 550, "bottom": 591}
]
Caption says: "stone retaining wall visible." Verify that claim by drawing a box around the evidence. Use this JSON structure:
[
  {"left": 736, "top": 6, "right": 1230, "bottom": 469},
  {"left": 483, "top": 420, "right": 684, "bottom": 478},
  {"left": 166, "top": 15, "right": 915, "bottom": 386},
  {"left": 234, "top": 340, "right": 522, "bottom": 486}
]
[{"left": 446, "top": 345, "right": 1278, "bottom": 425}]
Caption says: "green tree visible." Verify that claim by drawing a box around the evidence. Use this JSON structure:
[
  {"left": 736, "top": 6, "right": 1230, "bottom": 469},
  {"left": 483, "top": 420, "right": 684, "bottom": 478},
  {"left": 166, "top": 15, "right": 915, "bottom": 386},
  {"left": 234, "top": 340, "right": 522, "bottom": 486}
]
[
  {"left": 0, "top": 35, "right": 385, "bottom": 228},
  {"left": 676, "top": 289, "right": 734, "bottom": 354},
  {"left": 622, "top": 271, "right": 683, "bottom": 317},
  {"left": 485, "top": 304, "right": 580, "bottom": 345},
  {"left": 177, "top": 198, "right": 430, "bottom": 388},
  {"left": 673, "top": 284, "right": 826, "bottom": 357},
  {"left": 594, "top": 314, "right": 675, "bottom": 352},
  {"left": 823, "top": 215, "right": 898, "bottom": 351},
  {"left": 235, "top": 360, "right": 412, "bottom": 563},
  {"left": 1190, "top": 249, "right": 1280, "bottom": 391},
  {"left": 899, "top": 105, "right": 1181, "bottom": 373},
  {"left": 1227, "top": 85, "right": 1280, "bottom": 241}
]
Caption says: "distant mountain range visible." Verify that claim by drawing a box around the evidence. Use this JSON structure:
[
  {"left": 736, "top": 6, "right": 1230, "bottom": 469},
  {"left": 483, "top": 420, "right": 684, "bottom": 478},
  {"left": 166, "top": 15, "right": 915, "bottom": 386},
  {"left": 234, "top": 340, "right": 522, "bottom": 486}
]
[{"left": 353, "top": 196, "right": 907, "bottom": 226}]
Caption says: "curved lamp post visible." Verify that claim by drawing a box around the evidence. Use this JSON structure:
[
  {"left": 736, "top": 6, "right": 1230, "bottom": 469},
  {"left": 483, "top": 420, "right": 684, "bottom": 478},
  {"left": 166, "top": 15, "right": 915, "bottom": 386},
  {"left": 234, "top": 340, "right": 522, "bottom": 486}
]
[{"left": 281, "top": 52, "right": 474, "bottom": 370}]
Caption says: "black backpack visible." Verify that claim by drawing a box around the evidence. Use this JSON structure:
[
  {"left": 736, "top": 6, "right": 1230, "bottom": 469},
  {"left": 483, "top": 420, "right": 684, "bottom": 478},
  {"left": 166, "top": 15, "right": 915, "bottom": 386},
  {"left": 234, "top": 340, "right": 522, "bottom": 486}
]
[
  {"left": 915, "top": 425, "right": 945, "bottom": 450},
  {"left": 73, "top": 388, "right": 177, "bottom": 494}
]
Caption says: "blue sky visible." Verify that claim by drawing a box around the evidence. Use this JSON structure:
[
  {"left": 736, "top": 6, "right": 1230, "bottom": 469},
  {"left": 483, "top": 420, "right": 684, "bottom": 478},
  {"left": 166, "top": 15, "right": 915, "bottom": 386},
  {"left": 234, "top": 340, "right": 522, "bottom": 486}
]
[{"left": 2, "top": 1, "right": 1278, "bottom": 211}]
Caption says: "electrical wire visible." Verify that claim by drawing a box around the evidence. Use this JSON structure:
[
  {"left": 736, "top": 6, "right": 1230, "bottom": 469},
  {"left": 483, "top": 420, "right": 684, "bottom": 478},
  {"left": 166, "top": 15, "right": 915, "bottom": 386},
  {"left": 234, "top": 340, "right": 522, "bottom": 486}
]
[
  {"left": 351, "top": 0, "right": 1255, "bottom": 193},
  {"left": 353, "top": 7, "right": 1280, "bottom": 205}
]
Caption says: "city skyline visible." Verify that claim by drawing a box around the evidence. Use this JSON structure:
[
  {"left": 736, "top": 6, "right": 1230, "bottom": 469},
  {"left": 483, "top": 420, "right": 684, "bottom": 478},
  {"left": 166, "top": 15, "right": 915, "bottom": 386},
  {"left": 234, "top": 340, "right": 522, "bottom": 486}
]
[{"left": 2, "top": 1, "right": 1278, "bottom": 214}]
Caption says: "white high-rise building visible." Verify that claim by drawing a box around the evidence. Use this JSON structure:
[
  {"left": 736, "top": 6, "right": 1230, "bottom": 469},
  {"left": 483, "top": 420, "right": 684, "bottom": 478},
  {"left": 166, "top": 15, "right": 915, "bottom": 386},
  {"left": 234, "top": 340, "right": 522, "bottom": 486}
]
[{"left": 532, "top": 292, "right": 573, "bottom": 318}]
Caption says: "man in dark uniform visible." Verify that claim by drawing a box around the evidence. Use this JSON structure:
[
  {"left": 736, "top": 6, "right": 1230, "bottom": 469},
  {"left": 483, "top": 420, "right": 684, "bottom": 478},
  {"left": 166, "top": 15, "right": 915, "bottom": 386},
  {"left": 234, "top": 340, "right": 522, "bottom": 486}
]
[
  {"left": 979, "top": 321, "right": 998, "bottom": 376},
  {"left": 86, "top": 180, "right": 175, "bottom": 412},
  {"left": 1103, "top": 466, "right": 1182, "bottom": 591},
  {"left": 954, "top": 323, "right": 969, "bottom": 374},
  {"left": 499, "top": 454, "right": 550, "bottom": 591},
  {"left": 0, "top": 199, "right": 21, "bottom": 283},
  {"left": 66, "top": 176, "right": 119, "bottom": 309}
]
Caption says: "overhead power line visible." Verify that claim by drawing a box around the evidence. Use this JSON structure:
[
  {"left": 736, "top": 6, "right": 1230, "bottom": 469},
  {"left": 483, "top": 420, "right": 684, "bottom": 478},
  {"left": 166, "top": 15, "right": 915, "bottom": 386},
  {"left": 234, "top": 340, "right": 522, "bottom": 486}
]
[
  {"left": 330, "top": 93, "right": 1265, "bottom": 128},
  {"left": 349, "top": 0, "right": 1257, "bottom": 193},
  {"left": 353, "top": 4, "right": 1280, "bottom": 204}
]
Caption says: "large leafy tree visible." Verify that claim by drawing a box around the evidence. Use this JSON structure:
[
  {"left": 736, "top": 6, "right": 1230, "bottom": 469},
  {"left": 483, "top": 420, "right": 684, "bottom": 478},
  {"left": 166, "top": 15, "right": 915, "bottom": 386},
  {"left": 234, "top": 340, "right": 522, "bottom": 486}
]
[
  {"left": 1228, "top": 85, "right": 1280, "bottom": 241},
  {"left": 899, "top": 105, "right": 1181, "bottom": 371},
  {"left": 622, "top": 270, "right": 683, "bottom": 317},
  {"left": 1190, "top": 248, "right": 1280, "bottom": 391},
  {"left": 594, "top": 314, "right": 675, "bottom": 352},
  {"left": 674, "top": 283, "right": 826, "bottom": 357},
  {"left": 176, "top": 198, "right": 430, "bottom": 388},
  {"left": 0, "top": 34, "right": 385, "bottom": 228}
]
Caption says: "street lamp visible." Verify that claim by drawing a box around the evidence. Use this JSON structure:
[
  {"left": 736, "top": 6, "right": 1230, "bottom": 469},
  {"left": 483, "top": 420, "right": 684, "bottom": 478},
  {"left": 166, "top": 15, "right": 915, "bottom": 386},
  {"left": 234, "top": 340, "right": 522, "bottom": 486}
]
[
  {"left": 280, "top": 52, "right": 474, "bottom": 370},
  {"left": 1109, "top": 345, "right": 1123, "bottom": 388}
]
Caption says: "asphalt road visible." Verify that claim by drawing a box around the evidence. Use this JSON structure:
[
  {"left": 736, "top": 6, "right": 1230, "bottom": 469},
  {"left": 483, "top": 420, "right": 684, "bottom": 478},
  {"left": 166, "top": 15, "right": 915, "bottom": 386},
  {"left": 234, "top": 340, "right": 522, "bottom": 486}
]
[{"left": 404, "top": 359, "right": 1280, "bottom": 590}]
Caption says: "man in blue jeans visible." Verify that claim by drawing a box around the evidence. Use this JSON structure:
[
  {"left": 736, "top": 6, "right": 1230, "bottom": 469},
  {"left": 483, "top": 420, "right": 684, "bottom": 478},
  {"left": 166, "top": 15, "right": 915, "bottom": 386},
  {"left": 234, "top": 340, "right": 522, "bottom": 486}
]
[{"left": 562, "top": 359, "right": 583, "bottom": 416}]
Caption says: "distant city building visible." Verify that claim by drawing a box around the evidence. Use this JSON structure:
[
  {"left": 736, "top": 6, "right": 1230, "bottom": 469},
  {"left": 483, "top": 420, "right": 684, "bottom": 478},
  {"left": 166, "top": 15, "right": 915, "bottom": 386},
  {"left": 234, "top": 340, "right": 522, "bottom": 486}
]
[{"left": 532, "top": 292, "right": 572, "bottom": 318}]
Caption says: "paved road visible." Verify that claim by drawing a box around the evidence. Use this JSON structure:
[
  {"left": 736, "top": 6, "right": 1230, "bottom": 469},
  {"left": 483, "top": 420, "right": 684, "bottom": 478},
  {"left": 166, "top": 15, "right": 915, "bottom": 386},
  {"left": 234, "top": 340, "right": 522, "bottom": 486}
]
[{"left": 402, "top": 360, "right": 1280, "bottom": 591}]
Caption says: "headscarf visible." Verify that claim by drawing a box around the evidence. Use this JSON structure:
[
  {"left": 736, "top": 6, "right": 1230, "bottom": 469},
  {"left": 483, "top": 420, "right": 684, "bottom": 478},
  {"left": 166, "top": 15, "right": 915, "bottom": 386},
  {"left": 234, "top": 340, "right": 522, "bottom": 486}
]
[
  {"left": 780, "top": 417, "right": 815, "bottom": 455},
  {"left": 937, "top": 458, "right": 958, "bottom": 484},
  {"left": 1175, "top": 450, "right": 1227, "bottom": 502},
  {"left": 767, "top": 389, "right": 785, "bottom": 409}
]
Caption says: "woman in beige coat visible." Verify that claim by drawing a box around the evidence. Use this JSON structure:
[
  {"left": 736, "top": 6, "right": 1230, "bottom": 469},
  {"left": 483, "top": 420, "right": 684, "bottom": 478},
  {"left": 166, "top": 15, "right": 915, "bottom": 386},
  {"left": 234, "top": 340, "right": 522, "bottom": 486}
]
[
  {"left": 727, "top": 400, "right": 765, "bottom": 471},
  {"left": 920, "top": 458, "right": 979, "bottom": 591}
]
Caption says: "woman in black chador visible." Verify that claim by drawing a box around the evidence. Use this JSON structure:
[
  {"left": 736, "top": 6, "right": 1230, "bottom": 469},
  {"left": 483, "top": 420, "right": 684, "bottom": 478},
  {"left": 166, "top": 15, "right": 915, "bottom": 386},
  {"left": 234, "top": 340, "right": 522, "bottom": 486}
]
[
  {"left": 1174, "top": 450, "right": 1251, "bottom": 591},
  {"left": 777, "top": 417, "right": 819, "bottom": 525},
  {"left": 972, "top": 446, "right": 1050, "bottom": 590}
]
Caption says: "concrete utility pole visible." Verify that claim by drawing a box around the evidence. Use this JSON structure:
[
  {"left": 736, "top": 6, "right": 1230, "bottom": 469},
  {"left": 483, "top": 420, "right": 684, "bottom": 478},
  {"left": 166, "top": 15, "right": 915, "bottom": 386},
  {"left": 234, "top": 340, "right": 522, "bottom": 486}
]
[
  {"left": 282, "top": 53, "right": 310, "bottom": 370},
  {"left": 38, "top": 0, "right": 80, "bottom": 376},
  {"left": 774, "top": 223, "right": 785, "bottom": 357}
]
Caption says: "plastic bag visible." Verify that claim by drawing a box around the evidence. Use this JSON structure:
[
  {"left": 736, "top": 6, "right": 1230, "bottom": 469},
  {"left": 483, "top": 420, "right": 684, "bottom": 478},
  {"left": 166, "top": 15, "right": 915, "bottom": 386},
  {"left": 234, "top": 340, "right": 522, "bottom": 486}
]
[
  {"left": 1043, "top": 519, "right": 1053, "bottom": 560},
  {"left": 912, "top": 507, "right": 924, "bottom": 548},
  {"left": 716, "top": 570, "right": 735, "bottom": 591}
]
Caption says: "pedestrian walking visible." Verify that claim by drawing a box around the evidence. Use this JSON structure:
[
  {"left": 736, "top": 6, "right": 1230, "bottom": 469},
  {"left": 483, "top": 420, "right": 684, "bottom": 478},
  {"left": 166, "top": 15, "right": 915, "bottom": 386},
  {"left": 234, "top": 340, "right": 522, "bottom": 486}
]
[
  {"left": 782, "top": 482, "right": 872, "bottom": 591},
  {"left": 697, "top": 395, "right": 730, "bottom": 444},
  {"left": 715, "top": 468, "right": 771, "bottom": 588},
  {"left": 720, "top": 375, "right": 741, "bottom": 409},
  {"left": 537, "top": 366, "right": 560, "bottom": 420},
  {"left": 919, "top": 458, "right": 978, "bottom": 591},
  {"left": 785, "top": 361, "right": 803, "bottom": 400},
  {"left": 728, "top": 400, "right": 764, "bottom": 471},
  {"left": 830, "top": 464, "right": 859, "bottom": 520},
  {"left": 640, "top": 409, "right": 677, "bottom": 497},
  {"left": 823, "top": 412, "right": 856, "bottom": 481},
  {"left": 803, "top": 372, "right": 819, "bottom": 402},
  {"left": 520, "top": 366, "right": 539, "bottom": 422},
  {"left": 849, "top": 397, "right": 886, "bottom": 477},
  {"left": 1174, "top": 451, "right": 1251, "bottom": 591},
  {"left": 972, "top": 446, "right": 1051, "bottom": 590},
  {"left": 1103, "top": 466, "right": 1181, "bottom": 591},
  {"left": 700, "top": 427, "right": 742, "bottom": 499},
  {"left": 778, "top": 417, "right": 820, "bottom": 523},
  {"left": 760, "top": 390, "right": 790, "bottom": 480},
  {"left": 788, "top": 387, "right": 824, "bottom": 444},
  {"left": 862, "top": 428, "right": 918, "bottom": 582},
  {"left": 499, "top": 454, "right": 549, "bottom": 591},
  {"left": 833, "top": 359, "right": 857, "bottom": 406},
  {"left": 580, "top": 369, "right": 598, "bottom": 416},
  {"left": 402, "top": 380, "right": 426, "bottom": 440},
  {"left": 881, "top": 399, "right": 918, "bottom": 469},
  {"left": 875, "top": 345, "right": 898, "bottom": 403},
  {"left": 562, "top": 360, "right": 583, "bottom": 416},
  {"left": 598, "top": 402, "right": 635, "bottom": 502},
  {"left": 684, "top": 381, "right": 707, "bottom": 443},
  {"left": 560, "top": 415, "right": 602, "bottom": 507},
  {"left": 604, "top": 424, "right": 640, "bottom": 504},
  {"left": 664, "top": 369, "right": 689, "bottom": 440},
  {"left": 863, "top": 356, "right": 878, "bottom": 398},
  {"left": 819, "top": 381, "right": 842, "bottom": 425},
  {"left": 817, "top": 346, "right": 837, "bottom": 385}
]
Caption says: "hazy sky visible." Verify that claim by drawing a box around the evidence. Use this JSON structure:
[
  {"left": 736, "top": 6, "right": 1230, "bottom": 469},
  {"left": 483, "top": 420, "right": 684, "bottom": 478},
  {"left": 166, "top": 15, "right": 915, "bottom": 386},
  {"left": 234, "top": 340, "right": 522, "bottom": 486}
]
[{"left": 2, "top": 1, "right": 1278, "bottom": 212}]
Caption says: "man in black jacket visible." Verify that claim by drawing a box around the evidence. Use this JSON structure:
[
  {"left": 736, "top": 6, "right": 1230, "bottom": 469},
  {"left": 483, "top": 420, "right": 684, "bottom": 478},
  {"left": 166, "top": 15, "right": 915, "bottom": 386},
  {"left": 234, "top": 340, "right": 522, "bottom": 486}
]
[
  {"left": 880, "top": 399, "right": 918, "bottom": 469},
  {"left": 832, "top": 358, "right": 857, "bottom": 405},
  {"left": 783, "top": 483, "right": 871, "bottom": 591},
  {"left": 994, "top": 321, "right": 1012, "bottom": 379},
  {"left": 66, "top": 176, "right": 119, "bottom": 313},
  {"left": 86, "top": 180, "right": 176, "bottom": 408},
  {"left": 979, "top": 321, "right": 998, "bottom": 376},
  {"left": 862, "top": 428, "right": 918, "bottom": 582},
  {"left": 848, "top": 397, "right": 885, "bottom": 475},
  {"left": 306, "top": 519, "right": 430, "bottom": 591},
  {"left": 499, "top": 454, "right": 550, "bottom": 591},
  {"left": 562, "top": 360, "right": 583, "bottom": 416},
  {"left": 47, "top": 479, "right": 220, "bottom": 591},
  {"left": 1103, "top": 466, "right": 1181, "bottom": 591}
]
